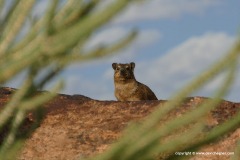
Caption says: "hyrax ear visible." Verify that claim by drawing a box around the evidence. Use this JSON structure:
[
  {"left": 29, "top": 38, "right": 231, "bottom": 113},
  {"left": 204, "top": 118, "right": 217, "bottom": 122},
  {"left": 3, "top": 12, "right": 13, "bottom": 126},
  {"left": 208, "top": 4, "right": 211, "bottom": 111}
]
[
  {"left": 112, "top": 63, "right": 117, "bottom": 70},
  {"left": 130, "top": 62, "right": 135, "bottom": 70}
]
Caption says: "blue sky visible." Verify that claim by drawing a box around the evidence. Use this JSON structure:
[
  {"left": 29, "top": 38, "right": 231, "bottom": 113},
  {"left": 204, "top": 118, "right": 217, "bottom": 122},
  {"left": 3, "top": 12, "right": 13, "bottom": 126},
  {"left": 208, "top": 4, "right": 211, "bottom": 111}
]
[{"left": 6, "top": 0, "right": 240, "bottom": 102}]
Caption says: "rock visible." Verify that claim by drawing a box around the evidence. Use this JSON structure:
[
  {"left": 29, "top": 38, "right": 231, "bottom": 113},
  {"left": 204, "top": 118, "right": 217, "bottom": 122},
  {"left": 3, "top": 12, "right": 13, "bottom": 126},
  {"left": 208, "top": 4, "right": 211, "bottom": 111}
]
[{"left": 0, "top": 87, "right": 239, "bottom": 160}]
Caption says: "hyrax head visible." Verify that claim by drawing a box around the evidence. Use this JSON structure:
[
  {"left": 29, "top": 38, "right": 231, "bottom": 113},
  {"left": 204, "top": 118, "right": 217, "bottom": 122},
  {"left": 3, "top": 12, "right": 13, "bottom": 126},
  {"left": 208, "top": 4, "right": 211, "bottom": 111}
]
[{"left": 112, "top": 62, "right": 135, "bottom": 81}]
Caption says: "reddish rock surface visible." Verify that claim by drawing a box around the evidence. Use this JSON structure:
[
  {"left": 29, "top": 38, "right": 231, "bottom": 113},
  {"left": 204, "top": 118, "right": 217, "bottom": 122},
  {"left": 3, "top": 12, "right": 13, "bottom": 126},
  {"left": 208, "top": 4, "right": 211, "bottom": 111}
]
[{"left": 0, "top": 87, "right": 240, "bottom": 160}]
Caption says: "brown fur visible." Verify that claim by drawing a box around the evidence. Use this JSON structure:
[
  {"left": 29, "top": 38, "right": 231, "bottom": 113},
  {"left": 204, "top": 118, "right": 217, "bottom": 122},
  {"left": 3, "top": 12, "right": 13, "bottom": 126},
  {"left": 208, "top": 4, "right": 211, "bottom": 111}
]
[{"left": 112, "top": 62, "right": 158, "bottom": 101}]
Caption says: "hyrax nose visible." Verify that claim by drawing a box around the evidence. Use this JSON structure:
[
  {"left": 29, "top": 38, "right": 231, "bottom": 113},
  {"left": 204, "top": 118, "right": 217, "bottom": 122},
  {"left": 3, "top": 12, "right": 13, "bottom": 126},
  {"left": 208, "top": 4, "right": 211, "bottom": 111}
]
[{"left": 120, "top": 68, "right": 125, "bottom": 75}]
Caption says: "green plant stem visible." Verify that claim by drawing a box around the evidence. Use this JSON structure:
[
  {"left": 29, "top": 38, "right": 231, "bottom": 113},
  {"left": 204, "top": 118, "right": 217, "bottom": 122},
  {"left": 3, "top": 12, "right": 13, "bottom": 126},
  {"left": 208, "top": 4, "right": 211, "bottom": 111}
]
[
  {"left": 54, "top": 0, "right": 81, "bottom": 26},
  {"left": 0, "top": 110, "right": 26, "bottom": 153},
  {"left": 0, "top": 0, "right": 35, "bottom": 55},
  {"left": 0, "top": 0, "right": 5, "bottom": 14},
  {"left": 55, "top": 0, "right": 100, "bottom": 32},
  {"left": 0, "top": 77, "right": 33, "bottom": 130},
  {"left": 231, "top": 140, "right": 240, "bottom": 160},
  {"left": 44, "top": 0, "right": 59, "bottom": 35},
  {"left": 20, "top": 81, "right": 63, "bottom": 111},
  {"left": 0, "top": 0, "right": 20, "bottom": 31}
]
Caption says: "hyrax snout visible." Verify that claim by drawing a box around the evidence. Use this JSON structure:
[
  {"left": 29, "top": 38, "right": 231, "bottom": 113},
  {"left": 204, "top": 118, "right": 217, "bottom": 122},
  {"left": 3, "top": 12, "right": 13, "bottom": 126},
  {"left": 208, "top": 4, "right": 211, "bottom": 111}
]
[{"left": 112, "top": 62, "right": 158, "bottom": 101}]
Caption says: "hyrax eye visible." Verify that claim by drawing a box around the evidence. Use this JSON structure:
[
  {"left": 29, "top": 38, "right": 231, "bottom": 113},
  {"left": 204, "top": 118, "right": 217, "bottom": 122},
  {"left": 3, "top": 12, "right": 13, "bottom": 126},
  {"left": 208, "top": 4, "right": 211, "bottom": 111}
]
[{"left": 126, "top": 66, "right": 130, "bottom": 70}]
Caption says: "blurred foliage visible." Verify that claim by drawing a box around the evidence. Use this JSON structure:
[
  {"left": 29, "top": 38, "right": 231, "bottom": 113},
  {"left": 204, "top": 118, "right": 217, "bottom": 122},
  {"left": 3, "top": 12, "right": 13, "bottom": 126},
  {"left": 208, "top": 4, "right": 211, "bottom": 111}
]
[
  {"left": 0, "top": 0, "right": 137, "bottom": 158},
  {"left": 0, "top": 0, "right": 239, "bottom": 160}
]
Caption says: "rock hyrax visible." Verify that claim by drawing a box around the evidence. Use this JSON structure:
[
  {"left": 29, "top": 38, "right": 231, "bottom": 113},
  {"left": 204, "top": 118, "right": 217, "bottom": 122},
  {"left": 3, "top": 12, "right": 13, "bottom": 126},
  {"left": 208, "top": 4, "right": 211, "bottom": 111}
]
[{"left": 112, "top": 62, "right": 158, "bottom": 101}]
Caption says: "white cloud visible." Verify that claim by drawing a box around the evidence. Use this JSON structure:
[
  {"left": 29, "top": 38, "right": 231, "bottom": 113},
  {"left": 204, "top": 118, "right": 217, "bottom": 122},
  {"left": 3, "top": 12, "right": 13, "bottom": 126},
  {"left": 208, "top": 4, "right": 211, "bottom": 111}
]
[
  {"left": 112, "top": 0, "right": 220, "bottom": 24},
  {"left": 86, "top": 27, "right": 161, "bottom": 50},
  {"left": 84, "top": 27, "right": 161, "bottom": 62},
  {"left": 132, "top": 29, "right": 161, "bottom": 48},
  {"left": 110, "top": 29, "right": 161, "bottom": 61},
  {"left": 85, "top": 27, "right": 130, "bottom": 50},
  {"left": 136, "top": 32, "right": 236, "bottom": 100}
]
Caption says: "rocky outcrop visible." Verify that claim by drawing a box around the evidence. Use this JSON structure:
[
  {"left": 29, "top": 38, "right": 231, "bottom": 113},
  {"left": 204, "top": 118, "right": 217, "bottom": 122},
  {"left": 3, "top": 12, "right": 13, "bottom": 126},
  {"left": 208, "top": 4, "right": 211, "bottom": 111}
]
[{"left": 0, "top": 87, "right": 239, "bottom": 160}]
